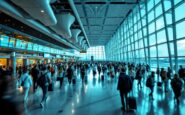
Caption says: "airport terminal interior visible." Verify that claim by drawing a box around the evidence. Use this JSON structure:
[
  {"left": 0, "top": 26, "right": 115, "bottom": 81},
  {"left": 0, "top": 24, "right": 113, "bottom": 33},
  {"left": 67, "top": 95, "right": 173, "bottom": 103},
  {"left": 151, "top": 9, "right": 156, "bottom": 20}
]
[{"left": 0, "top": 0, "right": 185, "bottom": 115}]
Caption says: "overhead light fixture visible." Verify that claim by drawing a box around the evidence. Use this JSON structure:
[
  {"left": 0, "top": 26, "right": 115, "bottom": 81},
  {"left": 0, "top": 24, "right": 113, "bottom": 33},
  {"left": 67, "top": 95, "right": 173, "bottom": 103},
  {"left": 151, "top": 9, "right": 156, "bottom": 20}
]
[{"left": 41, "top": 10, "right": 44, "bottom": 13}]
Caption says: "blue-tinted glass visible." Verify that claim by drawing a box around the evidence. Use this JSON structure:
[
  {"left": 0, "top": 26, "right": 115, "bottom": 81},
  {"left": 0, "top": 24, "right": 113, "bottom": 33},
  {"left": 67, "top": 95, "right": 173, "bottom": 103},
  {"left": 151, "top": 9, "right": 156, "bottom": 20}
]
[
  {"left": 150, "top": 46, "right": 156, "bottom": 57},
  {"left": 149, "top": 22, "right": 155, "bottom": 34},
  {"left": 155, "top": 4, "right": 162, "bottom": 18},
  {"left": 155, "top": 0, "right": 160, "bottom": 5},
  {"left": 156, "top": 16, "right": 164, "bottom": 30},
  {"left": 158, "top": 58, "right": 170, "bottom": 68},
  {"left": 147, "top": 0, "right": 154, "bottom": 12},
  {"left": 164, "top": 1, "right": 171, "bottom": 11},
  {"left": 176, "top": 21, "right": 185, "bottom": 39},
  {"left": 144, "top": 37, "right": 148, "bottom": 47},
  {"left": 168, "top": 28, "right": 173, "bottom": 41},
  {"left": 139, "top": 39, "right": 143, "bottom": 48},
  {"left": 177, "top": 39, "right": 185, "bottom": 56},
  {"left": 141, "top": 6, "right": 146, "bottom": 17},
  {"left": 158, "top": 44, "right": 168, "bottom": 57},
  {"left": 148, "top": 10, "right": 154, "bottom": 22},
  {"left": 140, "top": 49, "right": 145, "bottom": 57},
  {"left": 157, "top": 29, "right": 166, "bottom": 44},
  {"left": 149, "top": 34, "right": 156, "bottom": 46},
  {"left": 166, "top": 13, "right": 172, "bottom": 25},
  {"left": 143, "top": 27, "right": 147, "bottom": 37},
  {"left": 142, "top": 17, "right": 146, "bottom": 26},
  {"left": 135, "top": 41, "right": 138, "bottom": 49},
  {"left": 175, "top": 0, "right": 182, "bottom": 5},
  {"left": 170, "top": 42, "right": 174, "bottom": 56},
  {"left": 175, "top": 3, "right": 185, "bottom": 21},
  {"left": 150, "top": 58, "right": 157, "bottom": 69}
]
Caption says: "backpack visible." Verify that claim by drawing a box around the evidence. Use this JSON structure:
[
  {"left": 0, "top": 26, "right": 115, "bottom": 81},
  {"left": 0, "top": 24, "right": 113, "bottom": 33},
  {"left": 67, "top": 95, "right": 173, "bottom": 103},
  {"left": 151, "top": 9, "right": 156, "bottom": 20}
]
[{"left": 37, "top": 72, "right": 49, "bottom": 87}]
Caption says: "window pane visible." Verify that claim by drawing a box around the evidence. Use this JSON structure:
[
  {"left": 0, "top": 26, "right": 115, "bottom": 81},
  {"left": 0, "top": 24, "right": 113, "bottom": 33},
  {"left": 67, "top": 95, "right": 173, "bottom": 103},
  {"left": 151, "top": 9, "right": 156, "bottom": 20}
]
[
  {"left": 158, "top": 58, "right": 170, "bottom": 68},
  {"left": 149, "top": 22, "right": 155, "bottom": 34},
  {"left": 177, "top": 39, "right": 185, "bottom": 56},
  {"left": 175, "top": 3, "right": 185, "bottom": 21},
  {"left": 155, "top": 4, "right": 162, "bottom": 18},
  {"left": 158, "top": 44, "right": 168, "bottom": 57},
  {"left": 150, "top": 46, "right": 156, "bottom": 57},
  {"left": 176, "top": 21, "right": 185, "bottom": 39},
  {"left": 157, "top": 29, "right": 166, "bottom": 44},
  {"left": 156, "top": 16, "right": 164, "bottom": 30},
  {"left": 149, "top": 34, "right": 156, "bottom": 46}
]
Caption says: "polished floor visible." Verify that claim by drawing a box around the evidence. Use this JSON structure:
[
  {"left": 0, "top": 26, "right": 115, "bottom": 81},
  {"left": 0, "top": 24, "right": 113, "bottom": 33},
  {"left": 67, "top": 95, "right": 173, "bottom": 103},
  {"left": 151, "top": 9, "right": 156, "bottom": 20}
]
[{"left": 19, "top": 69, "right": 185, "bottom": 115}]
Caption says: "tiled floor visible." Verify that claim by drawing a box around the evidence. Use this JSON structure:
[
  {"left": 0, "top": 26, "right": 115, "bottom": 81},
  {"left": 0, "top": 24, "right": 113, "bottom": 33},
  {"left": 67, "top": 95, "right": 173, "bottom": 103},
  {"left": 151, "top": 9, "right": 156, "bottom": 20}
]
[{"left": 20, "top": 69, "right": 185, "bottom": 115}]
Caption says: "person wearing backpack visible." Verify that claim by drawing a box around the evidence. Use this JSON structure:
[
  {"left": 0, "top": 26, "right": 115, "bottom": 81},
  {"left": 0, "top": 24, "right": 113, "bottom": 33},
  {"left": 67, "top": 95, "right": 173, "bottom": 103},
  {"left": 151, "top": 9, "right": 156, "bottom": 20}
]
[
  {"left": 19, "top": 67, "right": 32, "bottom": 105},
  {"left": 146, "top": 71, "right": 155, "bottom": 100},
  {"left": 38, "top": 66, "right": 51, "bottom": 108},
  {"left": 171, "top": 74, "right": 183, "bottom": 105},
  {"left": 117, "top": 67, "right": 133, "bottom": 111}
]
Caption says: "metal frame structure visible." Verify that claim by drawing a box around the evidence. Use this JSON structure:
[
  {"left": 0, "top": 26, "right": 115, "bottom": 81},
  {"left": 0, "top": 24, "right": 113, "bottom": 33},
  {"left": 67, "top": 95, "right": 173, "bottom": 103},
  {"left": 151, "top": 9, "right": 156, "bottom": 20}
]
[{"left": 105, "top": 0, "right": 185, "bottom": 72}]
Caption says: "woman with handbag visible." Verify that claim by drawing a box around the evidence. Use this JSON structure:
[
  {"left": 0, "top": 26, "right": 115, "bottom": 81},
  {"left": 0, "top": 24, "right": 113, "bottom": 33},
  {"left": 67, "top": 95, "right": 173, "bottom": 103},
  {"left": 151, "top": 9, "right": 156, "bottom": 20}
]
[{"left": 19, "top": 67, "right": 33, "bottom": 106}]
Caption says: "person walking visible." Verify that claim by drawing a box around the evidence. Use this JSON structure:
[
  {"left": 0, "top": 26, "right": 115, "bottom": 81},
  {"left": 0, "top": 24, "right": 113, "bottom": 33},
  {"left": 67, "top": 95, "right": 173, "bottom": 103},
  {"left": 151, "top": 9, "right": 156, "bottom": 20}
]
[
  {"left": 146, "top": 71, "right": 155, "bottom": 100},
  {"left": 171, "top": 74, "right": 183, "bottom": 105},
  {"left": 117, "top": 67, "right": 133, "bottom": 111},
  {"left": 37, "top": 66, "right": 51, "bottom": 108},
  {"left": 19, "top": 67, "right": 33, "bottom": 106}
]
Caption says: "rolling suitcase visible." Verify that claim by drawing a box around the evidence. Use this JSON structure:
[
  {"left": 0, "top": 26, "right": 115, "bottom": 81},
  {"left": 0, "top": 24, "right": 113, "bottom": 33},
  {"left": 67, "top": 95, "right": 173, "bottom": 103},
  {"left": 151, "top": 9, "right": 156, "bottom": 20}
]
[
  {"left": 128, "top": 90, "right": 137, "bottom": 110},
  {"left": 128, "top": 97, "right": 137, "bottom": 110}
]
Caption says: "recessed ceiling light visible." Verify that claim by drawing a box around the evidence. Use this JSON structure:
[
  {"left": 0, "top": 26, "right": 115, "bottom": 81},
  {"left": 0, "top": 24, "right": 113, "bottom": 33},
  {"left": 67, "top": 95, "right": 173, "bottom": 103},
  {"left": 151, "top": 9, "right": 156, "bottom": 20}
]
[{"left": 41, "top": 10, "right": 44, "bottom": 13}]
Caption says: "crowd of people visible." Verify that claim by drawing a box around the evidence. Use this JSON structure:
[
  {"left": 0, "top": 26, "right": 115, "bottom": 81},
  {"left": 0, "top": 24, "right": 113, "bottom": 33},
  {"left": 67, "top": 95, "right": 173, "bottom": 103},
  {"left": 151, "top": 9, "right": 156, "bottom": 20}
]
[{"left": 0, "top": 61, "right": 185, "bottom": 113}]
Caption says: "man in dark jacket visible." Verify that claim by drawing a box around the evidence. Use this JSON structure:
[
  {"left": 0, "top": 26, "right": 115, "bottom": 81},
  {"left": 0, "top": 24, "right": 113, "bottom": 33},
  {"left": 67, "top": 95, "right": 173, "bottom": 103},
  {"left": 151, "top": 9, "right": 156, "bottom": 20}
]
[
  {"left": 31, "top": 65, "right": 39, "bottom": 93},
  {"left": 171, "top": 74, "right": 183, "bottom": 105},
  {"left": 146, "top": 71, "right": 155, "bottom": 100},
  {"left": 117, "top": 67, "right": 133, "bottom": 111}
]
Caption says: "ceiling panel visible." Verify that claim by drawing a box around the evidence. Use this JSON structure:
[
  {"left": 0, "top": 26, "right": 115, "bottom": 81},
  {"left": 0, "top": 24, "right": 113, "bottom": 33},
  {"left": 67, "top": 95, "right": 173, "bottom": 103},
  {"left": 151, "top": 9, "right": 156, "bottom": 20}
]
[
  {"left": 83, "top": 26, "right": 89, "bottom": 31},
  {"left": 89, "top": 26, "right": 102, "bottom": 31},
  {"left": 85, "top": 4, "right": 107, "bottom": 17},
  {"left": 103, "top": 26, "right": 118, "bottom": 31},
  {"left": 75, "top": 1, "right": 138, "bottom": 46},
  {"left": 104, "top": 18, "right": 123, "bottom": 25},
  {"left": 81, "top": 18, "right": 87, "bottom": 25},
  {"left": 102, "top": 31, "right": 115, "bottom": 34},
  {"left": 76, "top": 5, "right": 85, "bottom": 17},
  {"left": 107, "top": 4, "right": 133, "bottom": 17},
  {"left": 88, "top": 18, "right": 104, "bottom": 25}
]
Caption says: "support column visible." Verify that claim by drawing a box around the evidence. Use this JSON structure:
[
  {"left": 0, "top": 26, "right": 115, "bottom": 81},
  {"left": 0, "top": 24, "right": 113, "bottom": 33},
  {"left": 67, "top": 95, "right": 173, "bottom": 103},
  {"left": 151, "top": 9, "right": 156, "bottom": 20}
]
[{"left": 10, "top": 52, "right": 16, "bottom": 78}]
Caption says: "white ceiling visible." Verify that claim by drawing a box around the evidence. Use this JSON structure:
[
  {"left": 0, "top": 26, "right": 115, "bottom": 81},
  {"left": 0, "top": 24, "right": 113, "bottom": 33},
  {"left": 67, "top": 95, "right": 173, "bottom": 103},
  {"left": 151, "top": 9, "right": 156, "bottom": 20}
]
[{"left": 75, "top": 0, "right": 138, "bottom": 46}]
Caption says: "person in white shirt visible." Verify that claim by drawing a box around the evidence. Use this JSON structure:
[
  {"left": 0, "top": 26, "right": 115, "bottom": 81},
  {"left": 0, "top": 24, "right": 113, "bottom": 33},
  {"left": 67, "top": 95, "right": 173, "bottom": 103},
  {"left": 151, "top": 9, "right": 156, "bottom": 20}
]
[{"left": 19, "top": 67, "right": 33, "bottom": 105}]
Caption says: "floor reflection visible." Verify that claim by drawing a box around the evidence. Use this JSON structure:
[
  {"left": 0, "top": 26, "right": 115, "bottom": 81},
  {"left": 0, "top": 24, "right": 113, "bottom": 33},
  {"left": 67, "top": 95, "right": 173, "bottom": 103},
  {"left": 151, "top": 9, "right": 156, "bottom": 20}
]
[{"left": 19, "top": 69, "right": 185, "bottom": 115}]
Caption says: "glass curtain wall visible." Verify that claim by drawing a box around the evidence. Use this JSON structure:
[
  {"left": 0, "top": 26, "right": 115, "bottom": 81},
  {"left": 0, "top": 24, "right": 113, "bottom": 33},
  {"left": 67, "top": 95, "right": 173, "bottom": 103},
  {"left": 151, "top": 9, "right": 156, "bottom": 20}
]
[
  {"left": 80, "top": 46, "right": 105, "bottom": 61},
  {"left": 105, "top": 0, "right": 185, "bottom": 72}
]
